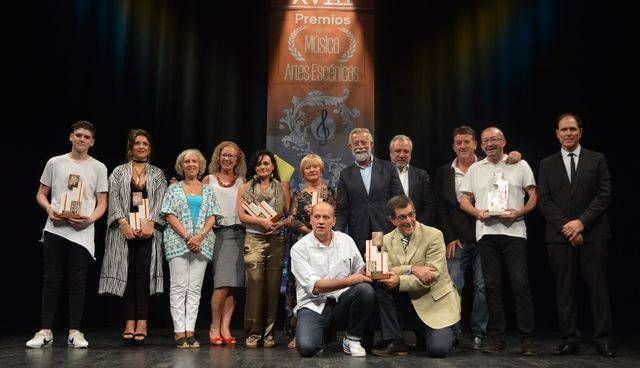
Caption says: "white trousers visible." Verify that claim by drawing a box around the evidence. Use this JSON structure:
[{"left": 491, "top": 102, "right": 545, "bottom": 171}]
[{"left": 168, "top": 252, "right": 208, "bottom": 332}]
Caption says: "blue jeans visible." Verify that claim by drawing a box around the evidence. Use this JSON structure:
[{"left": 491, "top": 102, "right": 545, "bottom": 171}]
[
  {"left": 447, "top": 242, "right": 488, "bottom": 337},
  {"left": 295, "top": 283, "right": 375, "bottom": 357}
]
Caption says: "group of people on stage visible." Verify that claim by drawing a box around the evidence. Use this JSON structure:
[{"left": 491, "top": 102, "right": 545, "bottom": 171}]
[{"left": 26, "top": 114, "right": 615, "bottom": 358}]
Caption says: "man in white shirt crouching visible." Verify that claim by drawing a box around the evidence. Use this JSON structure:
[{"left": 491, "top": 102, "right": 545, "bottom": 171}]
[{"left": 291, "top": 201, "right": 375, "bottom": 357}]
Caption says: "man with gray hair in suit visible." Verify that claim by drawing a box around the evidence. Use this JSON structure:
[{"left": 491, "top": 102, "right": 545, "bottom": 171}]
[{"left": 335, "top": 128, "right": 404, "bottom": 252}]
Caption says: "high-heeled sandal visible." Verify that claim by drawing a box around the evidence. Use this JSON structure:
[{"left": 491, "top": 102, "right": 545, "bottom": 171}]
[
  {"left": 133, "top": 333, "right": 146, "bottom": 346},
  {"left": 222, "top": 335, "right": 236, "bottom": 345},
  {"left": 122, "top": 332, "right": 134, "bottom": 346},
  {"left": 209, "top": 335, "right": 223, "bottom": 345}
]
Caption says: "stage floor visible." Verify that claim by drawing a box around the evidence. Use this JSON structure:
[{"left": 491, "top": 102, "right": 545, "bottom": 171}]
[{"left": 2, "top": 330, "right": 639, "bottom": 367}]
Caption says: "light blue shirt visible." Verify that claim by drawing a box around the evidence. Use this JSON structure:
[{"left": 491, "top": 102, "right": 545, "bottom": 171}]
[
  {"left": 186, "top": 194, "right": 203, "bottom": 228},
  {"left": 356, "top": 156, "right": 373, "bottom": 194}
]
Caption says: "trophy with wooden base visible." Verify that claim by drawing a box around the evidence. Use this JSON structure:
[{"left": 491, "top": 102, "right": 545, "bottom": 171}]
[
  {"left": 129, "top": 198, "right": 149, "bottom": 231},
  {"left": 241, "top": 191, "right": 282, "bottom": 223},
  {"left": 366, "top": 231, "right": 390, "bottom": 280},
  {"left": 58, "top": 174, "right": 86, "bottom": 219},
  {"left": 487, "top": 172, "right": 509, "bottom": 216}
]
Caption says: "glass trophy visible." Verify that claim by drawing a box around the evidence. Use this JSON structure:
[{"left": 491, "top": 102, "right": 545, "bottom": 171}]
[
  {"left": 487, "top": 172, "right": 509, "bottom": 215},
  {"left": 365, "top": 231, "right": 389, "bottom": 280},
  {"left": 241, "top": 191, "right": 281, "bottom": 223},
  {"left": 58, "top": 174, "right": 85, "bottom": 219}
]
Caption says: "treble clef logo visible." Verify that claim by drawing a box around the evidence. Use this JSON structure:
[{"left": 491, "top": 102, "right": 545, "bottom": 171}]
[{"left": 316, "top": 109, "right": 330, "bottom": 146}]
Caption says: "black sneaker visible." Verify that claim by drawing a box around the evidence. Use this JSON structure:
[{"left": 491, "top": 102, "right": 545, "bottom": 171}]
[{"left": 482, "top": 338, "right": 506, "bottom": 354}]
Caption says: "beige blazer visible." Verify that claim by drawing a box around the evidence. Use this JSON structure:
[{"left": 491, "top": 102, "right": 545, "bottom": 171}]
[{"left": 383, "top": 222, "right": 461, "bottom": 329}]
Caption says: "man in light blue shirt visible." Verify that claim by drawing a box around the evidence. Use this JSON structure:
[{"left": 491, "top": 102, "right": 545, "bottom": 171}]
[{"left": 335, "top": 128, "right": 404, "bottom": 252}]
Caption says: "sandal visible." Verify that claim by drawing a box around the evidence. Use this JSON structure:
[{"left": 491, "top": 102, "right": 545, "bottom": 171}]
[
  {"left": 287, "top": 337, "right": 296, "bottom": 349},
  {"left": 209, "top": 335, "right": 223, "bottom": 345},
  {"left": 122, "top": 332, "right": 134, "bottom": 346},
  {"left": 133, "top": 333, "right": 146, "bottom": 346},
  {"left": 222, "top": 335, "right": 236, "bottom": 345},
  {"left": 176, "top": 337, "right": 189, "bottom": 348},
  {"left": 187, "top": 335, "right": 200, "bottom": 348}
]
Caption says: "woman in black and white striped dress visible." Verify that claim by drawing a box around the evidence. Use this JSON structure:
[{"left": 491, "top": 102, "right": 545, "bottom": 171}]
[{"left": 98, "top": 129, "right": 167, "bottom": 346}]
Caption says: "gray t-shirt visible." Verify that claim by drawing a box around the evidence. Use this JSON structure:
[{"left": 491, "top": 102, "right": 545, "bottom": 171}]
[{"left": 40, "top": 154, "right": 108, "bottom": 258}]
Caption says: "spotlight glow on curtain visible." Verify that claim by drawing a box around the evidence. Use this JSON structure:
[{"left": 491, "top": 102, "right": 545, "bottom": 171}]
[{"left": 266, "top": 0, "right": 375, "bottom": 189}]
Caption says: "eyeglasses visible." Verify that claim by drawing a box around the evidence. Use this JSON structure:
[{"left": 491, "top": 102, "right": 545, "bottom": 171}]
[
  {"left": 221, "top": 153, "right": 237, "bottom": 159},
  {"left": 394, "top": 211, "right": 416, "bottom": 221},
  {"left": 481, "top": 137, "right": 503, "bottom": 144}
]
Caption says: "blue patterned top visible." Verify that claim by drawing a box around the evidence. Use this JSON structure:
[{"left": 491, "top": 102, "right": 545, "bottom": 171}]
[{"left": 161, "top": 182, "right": 221, "bottom": 261}]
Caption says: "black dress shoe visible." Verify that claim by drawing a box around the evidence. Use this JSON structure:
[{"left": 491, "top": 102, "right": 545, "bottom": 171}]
[
  {"left": 596, "top": 342, "right": 616, "bottom": 357},
  {"left": 482, "top": 338, "right": 506, "bottom": 354},
  {"left": 554, "top": 342, "right": 579, "bottom": 355},
  {"left": 520, "top": 337, "right": 537, "bottom": 356},
  {"left": 372, "top": 340, "right": 409, "bottom": 356}
]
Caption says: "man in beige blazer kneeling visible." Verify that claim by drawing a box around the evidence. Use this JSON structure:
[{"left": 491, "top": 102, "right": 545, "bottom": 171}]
[{"left": 372, "top": 195, "right": 460, "bottom": 357}]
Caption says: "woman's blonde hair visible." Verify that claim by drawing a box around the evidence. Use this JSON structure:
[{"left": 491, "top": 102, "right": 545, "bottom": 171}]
[
  {"left": 208, "top": 141, "right": 247, "bottom": 178},
  {"left": 175, "top": 149, "right": 207, "bottom": 177},
  {"left": 300, "top": 153, "right": 325, "bottom": 177}
]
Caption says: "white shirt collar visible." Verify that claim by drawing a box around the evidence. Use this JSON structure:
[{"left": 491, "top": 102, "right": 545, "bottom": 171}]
[{"left": 561, "top": 144, "right": 581, "bottom": 157}]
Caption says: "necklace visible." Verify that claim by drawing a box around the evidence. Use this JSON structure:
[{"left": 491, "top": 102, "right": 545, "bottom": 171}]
[
  {"left": 131, "top": 162, "right": 146, "bottom": 187},
  {"left": 216, "top": 174, "right": 237, "bottom": 188},
  {"left": 184, "top": 180, "right": 202, "bottom": 195}
]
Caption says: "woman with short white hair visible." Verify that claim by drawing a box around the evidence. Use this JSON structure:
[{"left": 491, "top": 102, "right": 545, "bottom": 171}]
[{"left": 161, "top": 149, "right": 220, "bottom": 348}]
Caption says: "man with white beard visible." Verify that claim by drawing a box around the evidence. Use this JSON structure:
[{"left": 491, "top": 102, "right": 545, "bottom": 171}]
[{"left": 335, "top": 128, "right": 404, "bottom": 253}]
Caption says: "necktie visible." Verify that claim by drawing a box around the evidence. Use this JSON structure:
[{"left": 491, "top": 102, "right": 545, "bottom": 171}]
[
  {"left": 401, "top": 236, "right": 409, "bottom": 250},
  {"left": 569, "top": 152, "right": 577, "bottom": 183}
]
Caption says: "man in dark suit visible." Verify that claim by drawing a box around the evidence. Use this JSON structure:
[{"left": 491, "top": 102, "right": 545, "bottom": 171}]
[
  {"left": 335, "top": 128, "right": 404, "bottom": 252},
  {"left": 389, "top": 135, "right": 436, "bottom": 226},
  {"left": 538, "top": 113, "right": 614, "bottom": 357}
]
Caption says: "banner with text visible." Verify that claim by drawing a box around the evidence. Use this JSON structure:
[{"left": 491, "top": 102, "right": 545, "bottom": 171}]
[{"left": 267, "top": 0, "right": 374, "bottom": 190}]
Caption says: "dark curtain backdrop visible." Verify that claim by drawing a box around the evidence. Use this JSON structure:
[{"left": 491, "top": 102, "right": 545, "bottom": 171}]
[{"left": 5, "top": 0, "right": 636, "bottom": 335}]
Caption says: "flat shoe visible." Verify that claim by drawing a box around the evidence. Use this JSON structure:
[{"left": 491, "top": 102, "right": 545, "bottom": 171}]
[{"left": 176, "top": 337, "right": 189, "bottom": 348}]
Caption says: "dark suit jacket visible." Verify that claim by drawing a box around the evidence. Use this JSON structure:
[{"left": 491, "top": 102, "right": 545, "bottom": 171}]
[
  {"left": 407, "top": 166, "right": 437, "bottom": 226},
  {"left": 434, "top": 163, "right": 476, "bottom": 245},
  {"left": 538, "top": 148, "right": 611, "bottom": 243},
  {"left": 335, "top": 158, "right": 404, "bottom": 251}
]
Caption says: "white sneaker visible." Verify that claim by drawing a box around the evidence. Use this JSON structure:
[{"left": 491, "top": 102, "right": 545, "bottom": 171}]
[
  {"left": 26, "top": 330, "right": 53, "bottom": 348},
  {"left": 343, "top": 337, "right": 366, "bottom": 357},
  {"left": 67, "top": 331, "right": 89, "bottom": 348}
]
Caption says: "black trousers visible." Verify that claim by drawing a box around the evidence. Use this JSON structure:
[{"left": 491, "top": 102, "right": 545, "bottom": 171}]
[
  {"left": 123, "top": 238, "right": 152, "bottom": 320},
  {"left": 547, "top": 240, "right": 613, "bottom": 343},
  {"left": 41, "top": 231, "right": 90, "bottom": 330},
  {"left": 478, "top": 235, "right": 535, "bottom": 339}
]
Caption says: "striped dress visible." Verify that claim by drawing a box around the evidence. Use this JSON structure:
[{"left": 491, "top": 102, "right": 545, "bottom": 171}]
[{"left": 98, "top": 163, "right": 168, "bottom": 296}]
